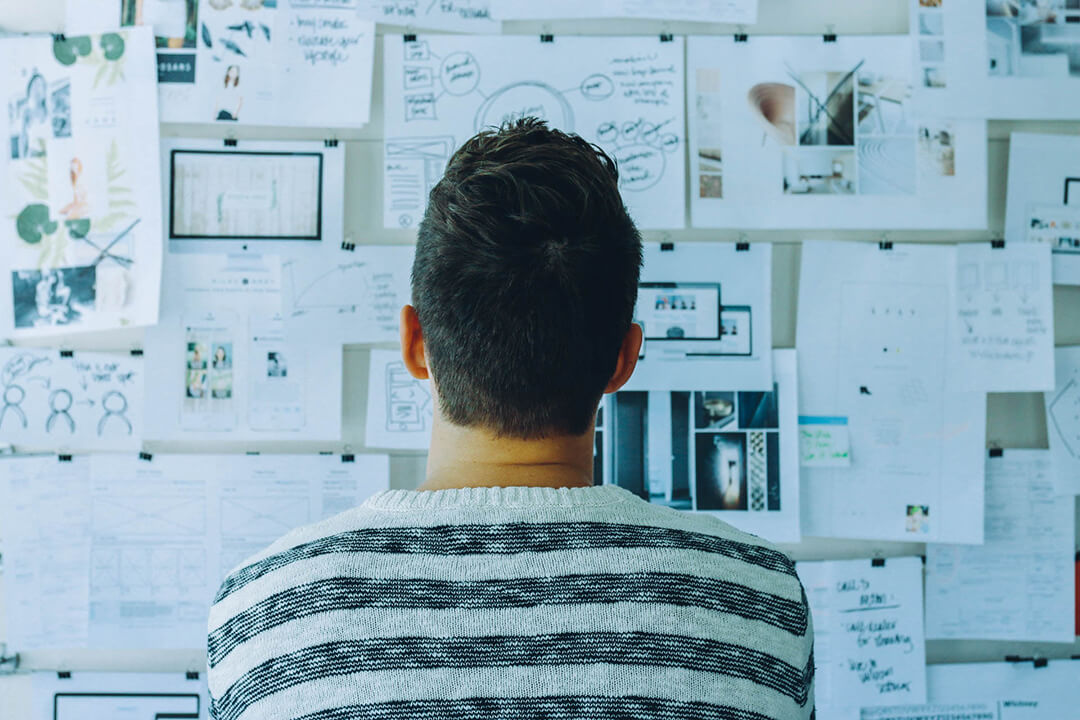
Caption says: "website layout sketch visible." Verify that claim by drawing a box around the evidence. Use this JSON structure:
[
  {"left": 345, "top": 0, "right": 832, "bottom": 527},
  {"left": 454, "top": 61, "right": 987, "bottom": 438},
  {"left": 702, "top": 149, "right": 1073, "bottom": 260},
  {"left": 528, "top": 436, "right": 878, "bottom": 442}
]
[
  {"left": 637, "top": 282, "right": 752, "bottom": 359},
  {"left": 0, "top": 348, "right": 142, "bottom": 451},
  {"left": 383, "top": 35, "right": 686, "bottom": 229},
  {"left": 366, "top": 349, "right": 434, "bottom": 450}
]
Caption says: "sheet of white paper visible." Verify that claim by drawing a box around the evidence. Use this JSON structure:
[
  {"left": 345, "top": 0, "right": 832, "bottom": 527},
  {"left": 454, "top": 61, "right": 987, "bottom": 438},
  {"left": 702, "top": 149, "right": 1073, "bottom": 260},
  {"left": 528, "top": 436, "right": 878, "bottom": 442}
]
[
  {"left": 383, "top": 34, "right": 686, "bottom": 230},
  {"left": 925, "top": 660, "right": 1080, "bottom": 718},
  {"left": 1, "top": 0, "right": 65, "bottom": 33},
  {"left": 283, "top": 244, "right": 414, "bottom": 344},
  {"left": 32, "top": 670, "right": 210, "bottom": 720},
  {"left": 797, "top": 557, "right": 927, "bottom": 714},
  {"left": 0, "top": 28, "right": 163, "bottom": 338},
  {"left": 1046, "top": 345, "right": 1080, "bottom": 496},
  {"left": 154, "top": 1, "right": 374, "bottom": 127},
  {"left": 0, "top": 348, "right": 143, "bottom": 451},
  {"left": 925, "top": 450, "right": 1075, "bottom": 644},
  {"left": 144, "top": 252, "right": 343, "bottom": 443},
  {"left": 607, "top": 349, "right": 800, "bottom": 543},
  {"left": 624, "top": 242, "right": 772, "bottom": 391},
  {"left": 359, "top": 0, "right": 499, "bottom": 32},
  {"left": 951, "top": 243, "right": 1055, "bottom": 391},
  {"left": 798, "top": 416, "right": 851, "bottom": 468},
  {"left": 0, "top": 455, "right": 91, "bottom": 649},
  {"left": 67, "top": 0, "right": 187, "bottom": 37},
  {"left": 687, "top": 35, "right": 986, "bottom": 230},
  {"left": 365, "top": 347, "right": 434, "bottom": 450},
  {"left": 1004, "top": 133, "right": 1080, "bottom": 285},
  {"left": 493, "top": 0, "right": 758, "bottom": 23},
  {"left": 924, "top": 2, "right": 1080, "bottom": 120},
  {"left": 798, "top": 241, "right": 986, "bottom": 544},
  {"left": 861, "top": 704, "right": 996, "bottom": 720},
  {"left": 2, "top": 452, "right": 389, "bottom": 650}
]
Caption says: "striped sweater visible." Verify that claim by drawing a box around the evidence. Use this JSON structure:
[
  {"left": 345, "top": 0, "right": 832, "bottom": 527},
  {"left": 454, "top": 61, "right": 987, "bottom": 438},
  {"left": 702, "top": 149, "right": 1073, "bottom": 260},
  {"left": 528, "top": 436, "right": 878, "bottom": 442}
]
[{"left": 207, "top": 484, "right": 815, "bottom": 720}]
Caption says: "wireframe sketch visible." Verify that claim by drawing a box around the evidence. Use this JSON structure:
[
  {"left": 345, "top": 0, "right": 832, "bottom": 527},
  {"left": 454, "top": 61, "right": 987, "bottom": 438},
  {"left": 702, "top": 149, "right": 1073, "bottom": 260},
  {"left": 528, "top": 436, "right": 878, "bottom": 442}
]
[
  {"left": 385, "top": 360, "right": 432, "bottom": 432},
  {"left": 384, "top": 35, "right": 686, "bottom": 228}
]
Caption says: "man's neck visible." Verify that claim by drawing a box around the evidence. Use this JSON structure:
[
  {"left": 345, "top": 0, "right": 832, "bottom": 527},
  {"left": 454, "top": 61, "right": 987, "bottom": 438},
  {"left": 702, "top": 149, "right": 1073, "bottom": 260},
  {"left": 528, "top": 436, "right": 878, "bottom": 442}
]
[{"left": 419, "top": 415, "right": 595, "bottom": 491}]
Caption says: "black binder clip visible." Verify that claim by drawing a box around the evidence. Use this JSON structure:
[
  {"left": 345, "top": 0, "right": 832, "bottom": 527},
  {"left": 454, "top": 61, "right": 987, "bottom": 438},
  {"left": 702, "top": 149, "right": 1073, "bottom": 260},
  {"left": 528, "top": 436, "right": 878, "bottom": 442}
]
[
  {"left": 660, "top": 33, "right": 674, "bottom": 43},
  {"left": 52, "top": 33, "right": 67, "bottom": 42},
  {"left": 341, "top": 240, "right": 356, "bottom": 251},
  {"left": 1033, "top": 658, "right": 1049, "bottom": 668},
  {"left": 823, "top": 33, "right": 837, "bottom": 43},
  {"left": 130, "top": 348, "right": 144, "bottom": 357},
  {"left": 871, "top": 557, "right": 886, "bottom": 567},
  {"left": 245, "top": 450, "right": 260, "bottom": 456},
  {"left": 0, "top": 650, "right": 18, "bottom": 674},
  {"left": 540, "top": 34, "right": 554, "bottom": 43},
  {"left": 878, "top": 240, "right": 893, "bottom": 250},
  {"left": 990, "top": 239, "right": 1005, "bottom": 249},
  {"left": 58, "top": 454, "right": 73, "bottom": 462},
  {"left": 57, "top": 670, "right": 71, "bottom": 679},
  {"left": 342, "top": 454, "right": 356, "bottom": 463},
  {"left": 403, "top": 33, "right": 417, "bottom": 42},
  {"left": 989, "top": 447, "right": 1003, "bottom": 457},
  {"left": 60, "top": 349, "right": 74, "bottom": 358},
  {"left": 735, "top": 242, "right": 750, "bottom": 252},
  {"left": 734, "top": 32, "right": 749, "bottom": 42},
  {"left": 186, "top": 670, "right": 200, "bottom": 680},
  {"left": 224, "top": 138, "right": 238, "bottom": 147},
  {"left": 324, "top": 139, "right": 338, "bottom": 148},
  {"left": 660, "top": 241, "right": 675, "bottom": 252},
  {"left": 139, "top": 451, "right": 153, "bottom": 462}
]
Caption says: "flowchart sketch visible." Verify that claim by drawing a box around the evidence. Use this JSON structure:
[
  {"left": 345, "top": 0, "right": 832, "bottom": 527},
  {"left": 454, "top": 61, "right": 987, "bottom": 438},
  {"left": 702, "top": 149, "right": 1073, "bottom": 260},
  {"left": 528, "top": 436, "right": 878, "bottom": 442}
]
[
  {"left": 365, "top": 348, "right": 434, "bottom": 450},
  {"left": 1046, "top": 345, "right": 1080, "bottom": 496},
  {"left": 0, "top": 347, "right": 143, "bottom": 451},
  {"left": 687, "top": 35, "right": 986, "bottom": 229},
  {"left": 283, "top": 243, "right": 414, "bottom": 344},
  {"left": 383, "top": 35, "right": 686, "bottom": 229}
]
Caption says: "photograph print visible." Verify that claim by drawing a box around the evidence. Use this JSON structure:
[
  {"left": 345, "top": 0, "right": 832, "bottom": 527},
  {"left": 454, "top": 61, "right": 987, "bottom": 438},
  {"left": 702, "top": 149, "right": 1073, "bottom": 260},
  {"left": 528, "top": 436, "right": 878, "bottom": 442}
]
[{"left": 987, "top": 0, "right": 1080, "bottom": 78}]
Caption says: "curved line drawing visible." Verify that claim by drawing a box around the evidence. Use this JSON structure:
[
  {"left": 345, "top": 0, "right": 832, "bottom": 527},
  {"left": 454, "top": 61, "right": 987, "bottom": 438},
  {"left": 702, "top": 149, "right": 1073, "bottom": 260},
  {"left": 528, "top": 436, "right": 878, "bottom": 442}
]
[
  {"left": 98, "top": 390, "right": 133, "bottom": 436},
  {"left": 47, "top": 387, "right": 76, "bottom": 433},
  {"left": 1, "top": 384, "right": 28, "bottom": 429},
  {"left": 474, "top": 82, "right": 574, "bottom": 133}
]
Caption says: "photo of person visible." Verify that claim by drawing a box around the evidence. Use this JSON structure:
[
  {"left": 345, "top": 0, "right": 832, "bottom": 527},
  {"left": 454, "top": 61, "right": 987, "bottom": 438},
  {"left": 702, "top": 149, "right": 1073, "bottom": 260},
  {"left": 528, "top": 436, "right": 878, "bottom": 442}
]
[
  {"left": 187, "top": 341, "right": 207, "bottom": 370},
  {"left": 59, "top": 157, "right": 89, "bottom": 219},
  {"left": 12, "top": 266, "right": 96, "bottom": 329},
  {"left": 186, "top": 367, "right": 207, "bottom": 398},
  {"left": 215, "top": 65, "right": 242, "bottom": 121},
  {"left": 906, "top": 505, "right": 930, "bottom": 534},
  {"left": 212, "top": 343, "right": 231, "bottom": 369},
  {"left": 210, "top": 342, "right": 233, "bottom": 399},
  {"left": 8, "top": 71, "right": 49, "bottom": 159},
  {"left": 267, "top": 351, "right": 286, "bottom": 377}
]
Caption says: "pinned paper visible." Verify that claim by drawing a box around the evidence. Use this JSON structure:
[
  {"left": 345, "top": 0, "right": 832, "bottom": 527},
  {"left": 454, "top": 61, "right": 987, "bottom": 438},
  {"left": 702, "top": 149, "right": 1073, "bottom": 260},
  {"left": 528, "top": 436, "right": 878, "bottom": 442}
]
[{"left": 799, "top": 416, "right": 851, "bottom": 467}]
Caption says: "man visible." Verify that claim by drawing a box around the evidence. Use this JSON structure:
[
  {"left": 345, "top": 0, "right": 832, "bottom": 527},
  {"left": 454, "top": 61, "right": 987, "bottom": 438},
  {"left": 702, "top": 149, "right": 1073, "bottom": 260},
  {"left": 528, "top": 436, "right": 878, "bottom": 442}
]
[{"left": 208, "top": 118, "right": 814, "bottom": 720}]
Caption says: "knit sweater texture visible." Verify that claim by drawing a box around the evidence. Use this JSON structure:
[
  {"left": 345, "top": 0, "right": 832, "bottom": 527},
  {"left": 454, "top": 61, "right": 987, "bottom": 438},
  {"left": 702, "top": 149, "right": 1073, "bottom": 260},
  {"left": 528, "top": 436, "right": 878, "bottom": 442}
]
[{"left": 207, "top": 484, "right": 815, "bottom": 720}]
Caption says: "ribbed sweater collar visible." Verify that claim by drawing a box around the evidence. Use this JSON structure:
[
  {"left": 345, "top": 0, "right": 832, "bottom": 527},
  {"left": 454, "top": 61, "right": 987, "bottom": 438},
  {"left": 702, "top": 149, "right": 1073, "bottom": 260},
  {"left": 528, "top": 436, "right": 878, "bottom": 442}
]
[{"left": 363, "top": 484, "right": 635, "bottom": 511}]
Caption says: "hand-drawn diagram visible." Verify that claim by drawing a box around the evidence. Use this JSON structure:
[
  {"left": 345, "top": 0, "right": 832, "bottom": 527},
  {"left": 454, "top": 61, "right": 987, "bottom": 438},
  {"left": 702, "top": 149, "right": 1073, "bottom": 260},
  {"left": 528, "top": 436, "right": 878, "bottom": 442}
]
[
  {"left": 281, "top": 244, "right": 413, "bottom": 343},
  {"left": 384, "top": 35, "right": 686, "bottom": 229},
  {"left": 386, "top": 360, "right": 432, "bottom": 432},
  {"left": 365, "top": 349, "right": 433, "bottom": 449},
  {"left": 0, "top": 348, "right": 143, "bottom": 450}
]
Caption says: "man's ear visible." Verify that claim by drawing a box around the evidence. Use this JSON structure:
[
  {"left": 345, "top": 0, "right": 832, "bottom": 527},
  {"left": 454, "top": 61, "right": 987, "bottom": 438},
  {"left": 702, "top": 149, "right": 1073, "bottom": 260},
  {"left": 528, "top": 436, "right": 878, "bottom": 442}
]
[
  {"left": 399, "top": 305, "right": 429, "bottom": 380},
  {"left": 603, "top": 322, "right": 642, "bottom": 394}
]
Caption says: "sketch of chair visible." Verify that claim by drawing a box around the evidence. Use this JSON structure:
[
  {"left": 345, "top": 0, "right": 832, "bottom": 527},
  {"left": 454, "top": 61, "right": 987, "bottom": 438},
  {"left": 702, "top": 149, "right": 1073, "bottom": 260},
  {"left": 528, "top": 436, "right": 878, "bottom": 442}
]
[{"left": 747, "top": 83, "right": 796, "bottom": 145}]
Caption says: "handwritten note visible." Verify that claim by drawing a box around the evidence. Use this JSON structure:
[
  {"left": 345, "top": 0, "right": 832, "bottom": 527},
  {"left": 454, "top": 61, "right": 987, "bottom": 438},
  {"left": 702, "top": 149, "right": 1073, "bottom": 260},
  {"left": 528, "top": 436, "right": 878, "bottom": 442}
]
[
  {"left": 798, "top": 557, "right": 927, "bottom": 713},
  {"left": 359, "top": 0, "right": 499, "bottom": 32},
  {"left": 799, "top": 415, "right": 851, "bottom": 467},
  {"left": 951, "top": 243, "right": 1055, "bottom": 392}
]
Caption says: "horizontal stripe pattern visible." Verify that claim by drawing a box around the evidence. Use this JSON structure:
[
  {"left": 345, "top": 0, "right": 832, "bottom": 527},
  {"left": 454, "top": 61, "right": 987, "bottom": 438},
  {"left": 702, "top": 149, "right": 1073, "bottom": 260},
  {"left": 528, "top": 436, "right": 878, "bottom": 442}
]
[
  {"left": 209, "top": 571, "right": 808, "bottom": 668},
  {"left": 284, "top": 696, "right": 783, "bottom": 720},
  {"left": 212, "top": 632, "right": 809, "bottom": 720},
  {"left": 214, "top": 521, "right": 797, "bottom": 603}
]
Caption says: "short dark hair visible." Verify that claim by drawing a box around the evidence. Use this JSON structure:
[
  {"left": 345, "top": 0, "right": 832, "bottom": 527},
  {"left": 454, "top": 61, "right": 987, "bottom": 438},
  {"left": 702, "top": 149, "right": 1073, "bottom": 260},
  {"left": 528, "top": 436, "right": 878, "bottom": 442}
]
[{"left": 412, "top": 118, "right": 642, "bottom": 439}]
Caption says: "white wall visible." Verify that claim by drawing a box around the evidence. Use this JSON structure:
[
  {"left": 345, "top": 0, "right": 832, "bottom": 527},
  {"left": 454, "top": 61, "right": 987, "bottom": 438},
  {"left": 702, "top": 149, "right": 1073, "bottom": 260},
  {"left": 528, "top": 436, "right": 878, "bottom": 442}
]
[{"left": 3, "top": 0, "right": 1080, "bottom": 705}]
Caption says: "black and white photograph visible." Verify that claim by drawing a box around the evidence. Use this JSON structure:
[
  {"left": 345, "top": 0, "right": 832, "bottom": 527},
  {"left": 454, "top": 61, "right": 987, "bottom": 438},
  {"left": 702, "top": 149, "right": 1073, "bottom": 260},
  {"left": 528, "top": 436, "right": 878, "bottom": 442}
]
[
  {"left": 11, "top": 266, "right": 96, "bottom": 329},
  {"left": 267, "top": 351, "right": 287, "bottom": 377}
]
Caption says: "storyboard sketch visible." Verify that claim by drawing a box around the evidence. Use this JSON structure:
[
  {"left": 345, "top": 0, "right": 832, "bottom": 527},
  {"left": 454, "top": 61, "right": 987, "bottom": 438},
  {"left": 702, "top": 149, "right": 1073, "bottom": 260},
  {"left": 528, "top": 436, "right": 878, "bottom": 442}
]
[
  {"left": 1046, "top": 345, "right": 1080, "bottom": 497},
  {"left": 0, "top": 452, "right": 390, "bottom": 650},
  {"left": 797, "top": 241, "right": 986, "bottom": 544},
  {"left": 162, "top": 137, "right": 346, "bottom": 255},
  {"left": 359, "top": 0, "right": 499, "bottom": 32},
  {"left": 1004, "top": 132, "right": 1080, "bottom": 285},
  {"left": 144, "top": 252, "right": 344, "bottom": 443},
  {"left": 624, "top": 242, "right": 773, "bottom": 391},
  {"left": 913, "top": 1, "right": 1080, "bottom": 120},
  {"left": 797, "top": 557, "right": 927, "bottom": 714},
  {"left": 925, "top": 450, "right": 1076, "bottom": 644},
  {"left": 605, "top": 349, "right": 800, "bottom": 543},
  {"left": 865, "top": 659, "right": 1080, "bottom": 720},
  {"left": 951, "top": 242, "right": 1055, "bottom": 392},
  {"left": 687, "top": 35, "right": 987, "bottom": 229},
  {"left": 0, "top": 28, "right": 163, "bottom": 338},
  {"left": 0, "top": 347, "right": 143, "bottom": 452},
  {"left": 365, "top": 348, "right": 434, "bottom": 450},
  {"left": 383, "top": 34, "right": 686, "bottom": 229},
  {"left": 32, "top": 671, "right": 209, "bottom": 720},
  {"left": 283, "top": 243, "right": 414, "bottom": 345},
  {"left": 493, "top": 0, "right": 759, "bottom": 23}
]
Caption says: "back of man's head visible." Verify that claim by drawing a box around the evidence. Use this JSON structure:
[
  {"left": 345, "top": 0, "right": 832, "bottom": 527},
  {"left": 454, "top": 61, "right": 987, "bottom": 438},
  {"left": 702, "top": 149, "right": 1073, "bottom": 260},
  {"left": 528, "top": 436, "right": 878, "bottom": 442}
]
[{"left": 412, "top": 117, "right": 643, "bottom": 440}]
